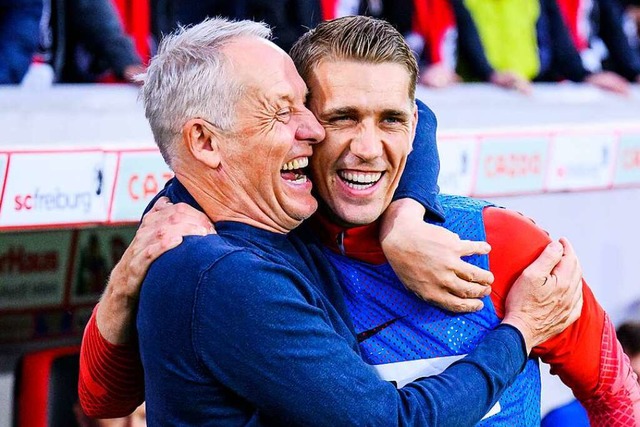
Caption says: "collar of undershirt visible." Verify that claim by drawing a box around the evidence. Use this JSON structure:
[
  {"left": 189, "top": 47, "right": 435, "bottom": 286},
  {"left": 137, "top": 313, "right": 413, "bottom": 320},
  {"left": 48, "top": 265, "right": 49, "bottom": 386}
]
[{"left": 309, "top": 212, "right": 387, "bottom": 265}]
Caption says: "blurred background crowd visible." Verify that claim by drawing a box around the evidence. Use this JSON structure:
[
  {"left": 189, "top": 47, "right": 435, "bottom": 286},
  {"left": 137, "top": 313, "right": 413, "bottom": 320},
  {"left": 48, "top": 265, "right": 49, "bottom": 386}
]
[{"left": 2, "top": 0, "right": 640, "bottom": 94}]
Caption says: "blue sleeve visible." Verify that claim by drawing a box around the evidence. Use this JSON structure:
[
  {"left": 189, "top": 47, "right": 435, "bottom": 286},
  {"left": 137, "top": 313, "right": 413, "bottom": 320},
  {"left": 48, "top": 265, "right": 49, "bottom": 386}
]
[
  {"left": 0, "top": 0, "right": 43, "bottom": 84},
  {"left": 598, "top": 0, "right": 640, "bottom": 81},
  {"left": 393, "top": 99, "right": 445, "bottom": 222},
  {"left": 194, "top": 252, "right": 527, "bottom": 426}
]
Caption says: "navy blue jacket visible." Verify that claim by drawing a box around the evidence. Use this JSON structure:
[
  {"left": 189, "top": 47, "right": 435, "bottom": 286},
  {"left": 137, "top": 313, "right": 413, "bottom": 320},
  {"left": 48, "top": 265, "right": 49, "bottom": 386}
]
[
  {"left": 137, "top": 179, "right": 527, "bottom": 426},
  {"left": 137, "top": 101, "right": 528, "bottom": 425},
  {"left": 0, "top": 0, "right": 42, "bottom": 84}
]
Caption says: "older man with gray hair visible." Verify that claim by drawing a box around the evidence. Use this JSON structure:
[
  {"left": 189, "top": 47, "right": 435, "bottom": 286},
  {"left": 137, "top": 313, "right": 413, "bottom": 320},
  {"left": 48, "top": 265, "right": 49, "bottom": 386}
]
[{"left": 79, "top": 17, "right": 584, "bottom": 425}]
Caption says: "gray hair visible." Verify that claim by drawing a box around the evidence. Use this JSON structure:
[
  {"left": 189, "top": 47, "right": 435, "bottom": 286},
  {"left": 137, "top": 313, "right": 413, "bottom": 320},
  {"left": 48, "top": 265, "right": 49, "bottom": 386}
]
[{"left": 139, "top": 18, "right": 272, "bottom": 167}]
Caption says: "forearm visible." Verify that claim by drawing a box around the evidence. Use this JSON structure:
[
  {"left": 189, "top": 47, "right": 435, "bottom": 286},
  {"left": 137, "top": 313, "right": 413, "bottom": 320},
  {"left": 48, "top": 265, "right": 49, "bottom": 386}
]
[
  {"left": 549, "top": 308, "right": 640, "bottom": 424},
  {"left": 533, "top": 285, "right": 640, "bottom": 423},
  {"left": 581, "top": 315, "right": 640, "bottom": 425},
  {"left": 398, "top": 324, "right": 528, "bottom": 426},
  {"left": 192, "top": 257, "right": 525, "bottom": 426},
  {"left": 381, "top": 198, "right": 426, "bottom": 239},
  {"left": 482, "top": 207, "right": 633, "bottom": 417},
  {"left": 96, "top": 263, "right": 139, "bottom": 344},
  {"left": 79, "top": 306, "right": 144, "bottom": 418}
]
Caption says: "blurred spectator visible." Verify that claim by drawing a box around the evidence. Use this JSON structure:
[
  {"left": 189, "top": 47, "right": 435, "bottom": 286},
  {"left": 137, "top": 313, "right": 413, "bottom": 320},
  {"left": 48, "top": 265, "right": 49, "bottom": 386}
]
[
  {"left": 319, "top": 0, "right": 529, "bottom": 91},
  {"left": 617, "top": 321, "right": 640, "bottom": 381},
  {"left": 244, "top": 0, "right": 323, "bottom": 52},
  {"left": 455, "top": 0, "right": 534, "bottom": 91},
  {"left": 622, "top": 0, "right": 640, "bottom": 57},
  {"left": 27, "top": 0, "right": 145, "bottom": 84},
  {"left": 624, "top": 0, "right": 640, "bottom": 42},
  {"left": 410, "top": 0, "right": 461, "bottom": 88},
  {"left": 152, "top": 0, "right": 321, "bottom": 53},
  {"left": 557, "top": 0, "right": 640, "bottom": 83},
  {"left": 378, "top": 0, "right": 529, "bottom": 92},
  {"left": 0, "top": 0, "right": 43, "bottom": 84},
  {"left": 151, "top": 0, "right": 239, "bottom": 45},
  {"left": 458, "top": 0, "right": 630, "bottom": 94},
  {"left": 76, "top": 233, "right": 108, "bottom": 297}
]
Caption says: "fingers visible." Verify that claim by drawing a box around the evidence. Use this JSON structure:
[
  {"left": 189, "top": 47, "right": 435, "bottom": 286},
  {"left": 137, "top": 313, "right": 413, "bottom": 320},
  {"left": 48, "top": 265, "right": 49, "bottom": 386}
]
[
  {"left": 522, "top": 240, "right": 564, "bottom": 284},
  {"left": 551, "top": 238, "right": 582, "bottom": 293},
  {"left": 586, "top": 72, "right": 630, "bottom": 96},
  {"left": 136, "top": 221, "right": 211, "bottom": 251},
  {"left": 454, "top": 260, "right": 494, "bottom": 287},
  {"left": 149, "top": 196, "right": 172, "bottom": 212},
  {"left": 515, "top": 80, "right": 533, "bottom": 96},
  {"left": 142, "top": 202, "right": 214, "bottom": 233},
  {"left": 438, "top": 273, "right": 491, "bottom": 299},
  {"left": 553, "top": 237, "right": 584, "bottom": 327},
  {"left": 133, "top": 238, "right": 183, "bottom": 268},
  {"left": 124, "top": 221, "right": 211, "bottom": 290},
  {"left": 458, "top": 240, "right": 491, "bottom": 257}
]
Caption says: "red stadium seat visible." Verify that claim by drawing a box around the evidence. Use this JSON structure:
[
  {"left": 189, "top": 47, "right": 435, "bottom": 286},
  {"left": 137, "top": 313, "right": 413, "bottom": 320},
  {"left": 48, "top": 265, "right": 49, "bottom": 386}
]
[{"left": 13, "top": 346, "right": 81, "bottom": 427}]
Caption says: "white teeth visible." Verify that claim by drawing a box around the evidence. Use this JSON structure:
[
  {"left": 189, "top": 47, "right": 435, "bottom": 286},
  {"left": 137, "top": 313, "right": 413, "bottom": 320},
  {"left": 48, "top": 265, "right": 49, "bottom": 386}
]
[
  {"left": 338, "top": 171, "right": 382, "bottom": 184},
  {"left": 286, "top": 175, "right": 308, "bottom": 184},
  {"left": 344, "top": 182, "right": 374, "bottom": 190},
  {"left": 282, "top": 157, "right": 309, "bottom": 171}
]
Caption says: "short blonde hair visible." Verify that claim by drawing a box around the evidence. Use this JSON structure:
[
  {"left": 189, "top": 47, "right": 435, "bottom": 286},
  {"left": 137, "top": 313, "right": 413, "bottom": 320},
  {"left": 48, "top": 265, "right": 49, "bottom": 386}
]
[{"left": 289, "top": 16, "right": 418, "bottom": 100}]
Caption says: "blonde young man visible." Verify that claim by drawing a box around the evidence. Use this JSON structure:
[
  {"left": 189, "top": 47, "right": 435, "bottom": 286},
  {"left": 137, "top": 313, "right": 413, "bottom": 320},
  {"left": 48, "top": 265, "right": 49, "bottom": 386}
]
[{"left": 79, "top": 17, "right": 588, "bottom": 425}]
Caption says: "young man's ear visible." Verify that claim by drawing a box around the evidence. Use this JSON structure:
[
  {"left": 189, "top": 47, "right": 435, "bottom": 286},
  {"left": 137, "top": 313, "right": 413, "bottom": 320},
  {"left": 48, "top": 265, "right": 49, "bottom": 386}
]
[{"left": 182, "top": 118, "right": 221, "bottom": 168}]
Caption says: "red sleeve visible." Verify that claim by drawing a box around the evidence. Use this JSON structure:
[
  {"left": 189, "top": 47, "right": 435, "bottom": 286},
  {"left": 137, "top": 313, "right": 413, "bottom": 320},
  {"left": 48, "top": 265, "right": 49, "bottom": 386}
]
[
  {"left": 78, "top": 305, "right": 145, "bottom": 418},
  {"left": 483, "top": 206, "right": 640, "bottom": 425}
]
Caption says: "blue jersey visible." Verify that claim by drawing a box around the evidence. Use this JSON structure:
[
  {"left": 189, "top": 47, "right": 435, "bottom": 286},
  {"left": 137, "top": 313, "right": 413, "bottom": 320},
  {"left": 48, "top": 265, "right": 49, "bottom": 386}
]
[{"left": 325, "top": 195, "right": 541, "bottom": 426}]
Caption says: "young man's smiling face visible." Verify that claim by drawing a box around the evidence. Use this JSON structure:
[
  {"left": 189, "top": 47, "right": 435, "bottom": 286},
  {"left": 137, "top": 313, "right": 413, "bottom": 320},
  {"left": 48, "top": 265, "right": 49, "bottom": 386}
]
[{"left": 305, "top": 60, "right": 417, "bottom": 227}]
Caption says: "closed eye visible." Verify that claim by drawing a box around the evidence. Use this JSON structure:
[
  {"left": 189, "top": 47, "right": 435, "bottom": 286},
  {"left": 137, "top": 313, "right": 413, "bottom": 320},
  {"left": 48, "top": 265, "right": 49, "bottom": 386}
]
[
  {"left": 328, "top": 114, "right": 357, "bottom": 124},
  {"left": 276, "top": 107, "right": 292, "bottom": 122}
]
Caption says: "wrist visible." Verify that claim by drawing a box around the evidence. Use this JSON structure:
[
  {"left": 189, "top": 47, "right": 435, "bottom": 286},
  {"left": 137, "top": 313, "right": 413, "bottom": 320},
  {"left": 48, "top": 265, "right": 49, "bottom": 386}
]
[
  {"left": 501, "top": 315, "right": 533, "bottom": 355},
  {"left": 95, "top": 268, "right": 140, "bottom": 345},
  {"left": 494, "top": 324, "right": 528, "bottom": 370},
  {"left": 382, "top": 198, "right": 426, "bottom": 228},
  {"left": 380, "top": 198, "right": 426, "bottom": 246}
]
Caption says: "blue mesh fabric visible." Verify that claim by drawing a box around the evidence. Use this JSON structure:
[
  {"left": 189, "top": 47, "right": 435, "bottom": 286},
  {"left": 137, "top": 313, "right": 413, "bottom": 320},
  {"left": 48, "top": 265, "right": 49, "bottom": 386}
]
[{"left": 326, "top": 194, "right": 541, "bottom": 426}]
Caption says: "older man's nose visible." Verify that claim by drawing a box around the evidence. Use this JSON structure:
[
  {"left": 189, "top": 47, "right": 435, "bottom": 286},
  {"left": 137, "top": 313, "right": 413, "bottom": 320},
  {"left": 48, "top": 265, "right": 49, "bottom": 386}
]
[{"left": 296, "top": 110, "right": 325, "bottom": 144}]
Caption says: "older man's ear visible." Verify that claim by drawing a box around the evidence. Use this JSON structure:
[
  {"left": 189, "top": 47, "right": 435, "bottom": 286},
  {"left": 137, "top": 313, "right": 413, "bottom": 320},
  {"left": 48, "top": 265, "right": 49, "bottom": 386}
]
[{"left": 183, "top": 118, "right": 221, "bottom": 169}]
